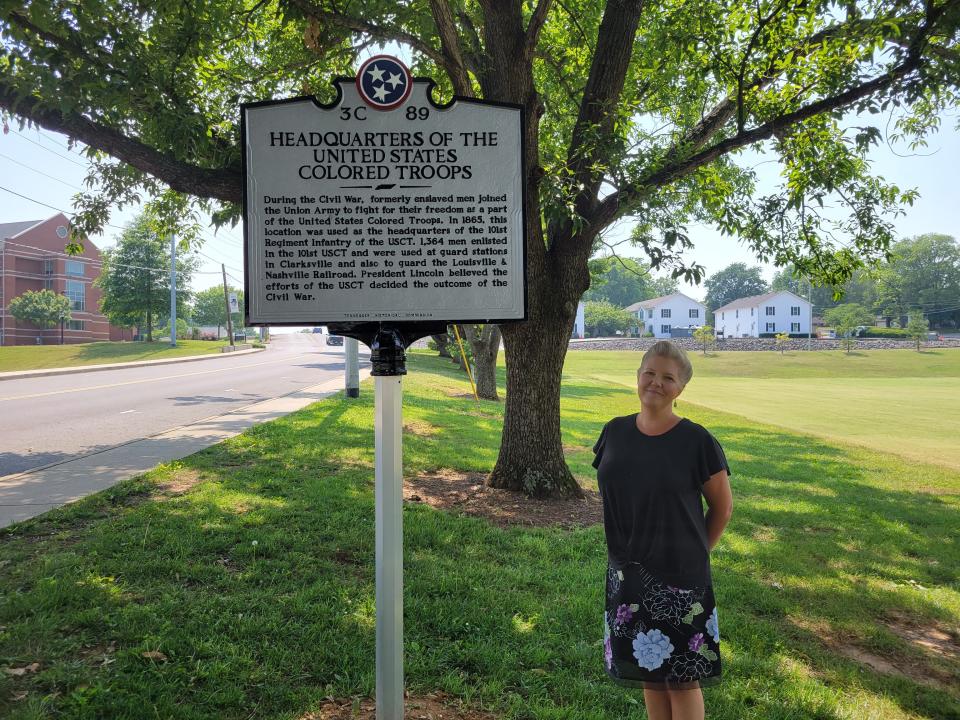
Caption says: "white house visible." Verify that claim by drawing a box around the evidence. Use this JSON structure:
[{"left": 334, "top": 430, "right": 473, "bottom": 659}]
[
  {"left": 625, "top": 293, "right": 707, "bottom": 338},
  {"left": 713, "top": 290, "right": 812, "bottom": 338}
]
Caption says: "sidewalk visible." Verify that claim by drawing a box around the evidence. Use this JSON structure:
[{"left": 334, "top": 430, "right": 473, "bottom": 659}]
[
  {"left": 0, "top": 346, "right": 263, "bottom": 382},
  {"left": 0, "top": 369, "right": 370, "bottom": 528}
]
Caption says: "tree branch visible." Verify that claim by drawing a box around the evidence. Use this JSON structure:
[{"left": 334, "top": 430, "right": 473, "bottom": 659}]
[
  {"left": 0, "top": 83, "right": 242, "bottom": 204},
  {"left": 562, "top": 0, "right": 646, "bottom": 216},
  {"left": 289, "top": 0, "right": 447, "bottom": 68},
  {"left": 428, "top": 0, "right": 474, "bottom": 96},
  {"left": 524, "top": 0, "right": 554, "bottom": 63},
  {"left": 589, "top": 56, "right": 925, "bottom": 234}
]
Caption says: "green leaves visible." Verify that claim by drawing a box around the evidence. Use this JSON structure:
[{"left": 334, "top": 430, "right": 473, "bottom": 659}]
[{"left": 7, "top": 289, "right": 72, "bottom": 329}]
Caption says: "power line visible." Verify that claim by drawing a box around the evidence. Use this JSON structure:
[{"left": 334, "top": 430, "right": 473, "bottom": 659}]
[
  {"left": 7, "top": 128, "right": 89, "bottom": 167},
  {"left": 2, "top": 239, "right": 221, "bottom": 275},
  {"left": 0, "top": 151, "right": 83, "bottom": 190}
]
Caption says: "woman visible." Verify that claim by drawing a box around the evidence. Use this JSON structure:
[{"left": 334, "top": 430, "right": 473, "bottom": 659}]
[{"left": 593, "top": 341, "right": 733, "bottom": 720}]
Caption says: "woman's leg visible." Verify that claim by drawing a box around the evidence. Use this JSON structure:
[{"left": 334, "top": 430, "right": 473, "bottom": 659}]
[
  {"left": 643, "top": 688, "right": 672, "bottom": 720},
  {"left": 666, "top": 687, "right": 704, "bottom": 720}
]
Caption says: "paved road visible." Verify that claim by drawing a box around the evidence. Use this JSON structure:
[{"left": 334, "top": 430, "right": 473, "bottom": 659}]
[{"left": 0, "top": 333, "right": 367, "bottom": 478}]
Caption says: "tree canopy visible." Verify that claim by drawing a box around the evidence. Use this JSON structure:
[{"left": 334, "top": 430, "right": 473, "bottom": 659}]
[
  {"left": 704, "top": 262, "right": 769, "bottom": 311},
  {"left": 585, "top": 256, "right": 677, "bottom": 308},
  {"left": 8, "top": 288, "right": 71, "bottom": 329},
  {"left": 771, "top": 234, "right": 960, "bottom": 326},
  {"left": 96, "top": 213, "right": 197, "bottom": 341},
  {"left": 3, "top": 0, "right": 958, "bottom": 496},
  {"left": 192, "top": 285, "right": 243, "bottom": 336}
]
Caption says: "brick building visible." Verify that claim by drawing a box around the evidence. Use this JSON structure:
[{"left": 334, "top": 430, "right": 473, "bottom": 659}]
[{"left": 0, "top": 214, "right": 128, "bottom": 345}]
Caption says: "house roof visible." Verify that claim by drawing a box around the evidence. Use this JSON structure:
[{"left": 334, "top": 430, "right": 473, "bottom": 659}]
[
  {"left": 713, "top": 290, "right": 808, "bottom": 313},
  {"left": 0, "top": 219, "right": 44, "bottom": 240},
  {"left": 624, "top": 292, "right": 704, "bottom": 312}
]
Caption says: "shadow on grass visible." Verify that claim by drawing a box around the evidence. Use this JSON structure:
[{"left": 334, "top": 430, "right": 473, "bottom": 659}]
[{"left": 0, "top": 352, "right": 956, "bottom": 719}]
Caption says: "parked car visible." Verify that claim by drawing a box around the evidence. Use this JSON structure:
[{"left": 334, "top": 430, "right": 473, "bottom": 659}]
[{"left": 326, "top": 334, "right": 343, "bottom": 346}]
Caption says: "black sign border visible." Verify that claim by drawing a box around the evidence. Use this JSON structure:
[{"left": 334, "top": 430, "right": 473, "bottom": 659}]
[{"left": 240, "top": 78, "right": 528, "bottom": 328}]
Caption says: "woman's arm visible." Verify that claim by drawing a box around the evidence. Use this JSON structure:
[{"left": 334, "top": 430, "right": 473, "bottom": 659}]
[{"left": 702, "top": 470, "right": 733, "bottom": 551}]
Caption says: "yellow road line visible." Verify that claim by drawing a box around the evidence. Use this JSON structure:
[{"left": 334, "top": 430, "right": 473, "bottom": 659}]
[{"left": 0, "top": 354, "right": 313, "bottom": 403}]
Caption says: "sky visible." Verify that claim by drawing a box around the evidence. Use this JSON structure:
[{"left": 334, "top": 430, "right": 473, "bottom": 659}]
[{"left": 1, "top": 109, "right": 957, "bottom": 304}]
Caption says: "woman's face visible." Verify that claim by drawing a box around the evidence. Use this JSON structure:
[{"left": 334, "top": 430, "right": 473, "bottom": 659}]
[{"left": 637, "top": 355, "right": 685, "bottom": 409}]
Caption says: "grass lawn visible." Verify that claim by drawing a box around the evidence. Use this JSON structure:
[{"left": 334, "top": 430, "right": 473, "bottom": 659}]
[
  {"left": 567, "top": 348, "right": 960, "bottom": 471},
  {"left": 0, "top": 350, "right": 957, "bottom": 719},
  {"left": 0, "top": 340, "right": 234, "bottom": 373}
]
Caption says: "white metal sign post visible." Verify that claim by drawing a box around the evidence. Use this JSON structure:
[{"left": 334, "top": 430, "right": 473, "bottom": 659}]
[{"left": 241, "top": 56, "right": 525, "bottom": 720}]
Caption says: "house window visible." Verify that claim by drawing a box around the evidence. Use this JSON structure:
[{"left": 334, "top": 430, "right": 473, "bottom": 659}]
[
  {"left": 791, "top": 306, "right": 800, "bottom": 316},
  {"left": 67, "top": 320, "right": 85, "bottom": 331},
  {"left": 65, "top": 280, "right": 85, "bottom": 311},
  {"left": 65, "top": 260, "right": 85, "bottom": 277},
  {"left": 661, "top": 309, "right": 671, "bottom": 318},
  {"left": 43, "top": 278, "right": 53, "bottom": 290},
  {"left": 647, "top": 309, "right": 653, "bottom": 319},
  {"left": 766, "top": 322, "right": 776, "bottom": 332},
  {"left": 735, "top": 309, "right": 739, "bottom": 318},
  {"left": 661, "top": 324, "right": 671, "bottom": 334},
  {"left": 791, "top": 322, "right": 800, "bottom": 332},
  {"left": 43, "top": 258, "right": 54, "bottom": 275},
  {"left": 765, "top": 306, "right": 776, "bottom": 315},
  {"left": 721, "top": 312, "right": 725, "bottom": 320},
  {"left": 689, "top": 309, "right": 699, "bottom": 318},
  {"left": 751, "top": 308, "right": 754, "bottom": 316}
]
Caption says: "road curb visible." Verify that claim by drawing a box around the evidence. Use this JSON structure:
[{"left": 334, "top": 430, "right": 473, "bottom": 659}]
[{"left": 0, "top": 346, "right": 265, "bottom": 382}]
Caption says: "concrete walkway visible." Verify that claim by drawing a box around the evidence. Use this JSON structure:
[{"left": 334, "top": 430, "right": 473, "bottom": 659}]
[{"left": 0, "top": 370, "right": 369, "bottom": 528}]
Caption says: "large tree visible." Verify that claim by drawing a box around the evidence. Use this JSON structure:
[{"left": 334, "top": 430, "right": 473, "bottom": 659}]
[
  {"left": 703, "top": 262, "right": 769, "bottom": 312},
  {"left": 2, "top": 1, "right": 958, "bottom": 497},
  {"left": 884, "top": 234, "right": 960, "bottom": 328},
  {"left": 192, "top": 285, "right": 244, "bottom": 338},
  {"left": 585, "top": 256, "right": 673, "bottom": 307},
  {"left": 97, "top": 214, "right": 196, "bottom": 341}
]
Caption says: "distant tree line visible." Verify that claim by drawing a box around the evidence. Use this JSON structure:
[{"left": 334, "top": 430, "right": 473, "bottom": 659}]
[{"left": 583, "top": 233, "right": 960, "bottom": 335}]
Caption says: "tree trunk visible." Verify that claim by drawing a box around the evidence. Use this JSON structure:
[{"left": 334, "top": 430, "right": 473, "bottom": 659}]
[
  {"left": 146, "top": 311, "right": 153, "bottom": 342},
  {"left": 488, "top": 307, "right": 584, "bottom": 499},
  {"left": 463, "top": 324, "right": 501, "bottom": 401},
  {"left": 432, "top": 333, "right": 452, "bottom": 358}
]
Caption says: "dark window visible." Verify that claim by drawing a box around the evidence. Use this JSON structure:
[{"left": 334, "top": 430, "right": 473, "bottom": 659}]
[
  {"left": 791, "top": 322, "right": 800, "bottom": 332},
  {"left": 766, "top": 322, "right": 776, "bottom": 332},
  {"left": 689, "top": 309, "right": 699, "bottom": 318},
  {"left": 65, "top": 260, "right": 85, "bottom": 277},
  {"left": 791, "top": 306, "right": 800, "bottom": 316},
  {"left": 661, "top": 324, "right": 671, "bottom": 334},
  {"left": 67, "top": 320, "right": 85, "bottom": 330},
  {"left": 766, "top": 306, "right": 776, "bottom": 316},
  {"left": 661, "top": 308, "right": 671, "bottom": 318}
]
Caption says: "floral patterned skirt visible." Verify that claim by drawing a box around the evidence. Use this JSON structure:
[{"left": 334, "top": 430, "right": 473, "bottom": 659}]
[{"left": 604, "top": 562, "right": 721, "bottom": 690}]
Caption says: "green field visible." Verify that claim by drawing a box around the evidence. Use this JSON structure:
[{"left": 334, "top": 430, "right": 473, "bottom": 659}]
[
  {"left": 565, "top": 349, "right": 960, "bottom": 471},
  {"left": 0, "top": 340, "right": 234, "bottom": 373},
  {"left": 0, "top": 349, "right": 957, "bottom": 719}
]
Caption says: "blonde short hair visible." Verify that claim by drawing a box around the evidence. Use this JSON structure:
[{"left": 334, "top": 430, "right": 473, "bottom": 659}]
[{"left": 640, "top": 340, "right": 693, "bottom": 386}]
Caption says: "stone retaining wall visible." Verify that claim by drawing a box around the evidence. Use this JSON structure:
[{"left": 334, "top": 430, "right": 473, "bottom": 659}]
[{"left": 568, "top": 337, "right": 960, "bottom": 352}]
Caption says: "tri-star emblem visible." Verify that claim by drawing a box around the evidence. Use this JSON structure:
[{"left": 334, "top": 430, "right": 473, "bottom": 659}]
[{"left": 356, "top": 56, "right": 412, "bottom": 110}]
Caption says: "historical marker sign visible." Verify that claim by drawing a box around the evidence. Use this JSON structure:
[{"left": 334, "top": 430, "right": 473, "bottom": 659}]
[{"left": 242, "top": 65, "right": 525, "bottom": 326}]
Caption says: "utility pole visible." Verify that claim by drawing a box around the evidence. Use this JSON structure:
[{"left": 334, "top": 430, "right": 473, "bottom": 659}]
[
  {"left": 222, "top": 264, "right": 235, "bottom": 348},
  {"left": 169, "top": 234, "right": 177, "bottom": 348}
]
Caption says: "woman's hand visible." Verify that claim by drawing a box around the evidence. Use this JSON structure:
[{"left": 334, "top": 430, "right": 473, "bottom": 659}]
[{"left": 703, "top": 470, "right": 733, "bottom": 551}]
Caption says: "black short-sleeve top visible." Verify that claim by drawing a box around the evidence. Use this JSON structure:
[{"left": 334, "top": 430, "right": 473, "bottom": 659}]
[{"left": 593, "top": 414, "right": 730, "bottom": 588}]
